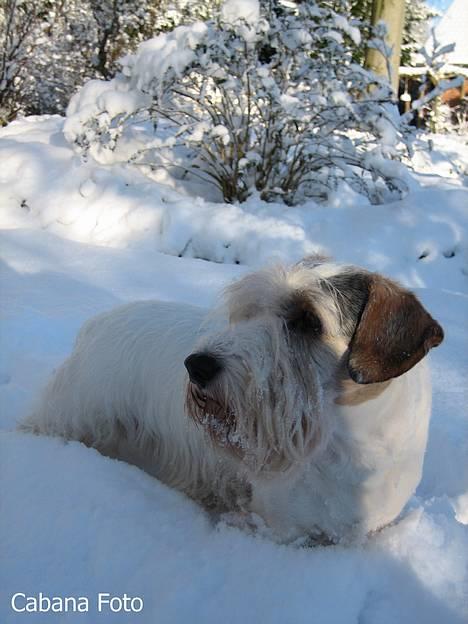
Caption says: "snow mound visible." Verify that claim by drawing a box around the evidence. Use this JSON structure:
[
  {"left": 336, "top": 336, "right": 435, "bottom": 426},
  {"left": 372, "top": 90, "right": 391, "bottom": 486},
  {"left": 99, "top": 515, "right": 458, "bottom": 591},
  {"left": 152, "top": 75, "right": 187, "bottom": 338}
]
[
  {"left": 1, "top": 430, "right": 467, "bottom": 624},
  {"left": 1, "top": 117, "right": 467, "bottom": 292}
]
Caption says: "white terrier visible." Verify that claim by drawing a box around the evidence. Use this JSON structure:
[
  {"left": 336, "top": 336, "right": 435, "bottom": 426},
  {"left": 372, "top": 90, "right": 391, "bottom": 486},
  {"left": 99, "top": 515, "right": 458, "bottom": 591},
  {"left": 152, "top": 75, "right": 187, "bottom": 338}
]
[{"left": 22, "top": 258, "right": 443, "bottom": 543}]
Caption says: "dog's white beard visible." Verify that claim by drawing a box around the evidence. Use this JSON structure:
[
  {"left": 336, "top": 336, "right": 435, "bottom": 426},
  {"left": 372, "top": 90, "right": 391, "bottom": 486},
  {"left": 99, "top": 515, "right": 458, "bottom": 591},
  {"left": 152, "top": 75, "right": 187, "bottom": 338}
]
[{"left": 186, "top": 317, "right": 329, "bottom": 474}]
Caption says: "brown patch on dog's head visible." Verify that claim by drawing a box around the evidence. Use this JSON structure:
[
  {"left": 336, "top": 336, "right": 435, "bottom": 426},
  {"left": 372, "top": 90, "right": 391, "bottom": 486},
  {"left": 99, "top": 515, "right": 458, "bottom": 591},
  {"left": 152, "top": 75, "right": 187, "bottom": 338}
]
[{"left": 346, "top": 274, "right": 444, "bottom": 384}]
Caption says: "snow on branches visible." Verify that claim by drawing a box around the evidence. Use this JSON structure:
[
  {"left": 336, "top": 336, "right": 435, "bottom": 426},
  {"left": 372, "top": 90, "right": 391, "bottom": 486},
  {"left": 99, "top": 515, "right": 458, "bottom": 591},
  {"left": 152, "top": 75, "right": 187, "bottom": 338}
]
[{"left": 65, "top": 0, "right": 409, "bottom": 205}]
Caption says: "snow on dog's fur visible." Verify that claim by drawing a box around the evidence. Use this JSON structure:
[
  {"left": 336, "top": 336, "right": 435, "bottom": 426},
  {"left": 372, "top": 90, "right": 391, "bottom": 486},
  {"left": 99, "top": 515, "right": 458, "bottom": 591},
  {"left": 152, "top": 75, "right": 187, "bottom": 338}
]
[{"left": 21, "top": 257, "right": 444, "bottom": 543}]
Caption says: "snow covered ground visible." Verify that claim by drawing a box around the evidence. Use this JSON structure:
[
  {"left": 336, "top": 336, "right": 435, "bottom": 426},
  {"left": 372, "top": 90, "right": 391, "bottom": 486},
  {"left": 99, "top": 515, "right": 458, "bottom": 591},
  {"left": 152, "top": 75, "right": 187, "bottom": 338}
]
[{"left": 0, "top": 116, "right": 467, "bottom": 623}]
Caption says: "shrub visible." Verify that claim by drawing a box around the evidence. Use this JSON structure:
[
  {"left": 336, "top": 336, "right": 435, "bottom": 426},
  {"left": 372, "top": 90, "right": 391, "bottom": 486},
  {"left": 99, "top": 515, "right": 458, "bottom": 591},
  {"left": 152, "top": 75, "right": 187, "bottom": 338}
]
[
  {"left": 0, "top": 0, "right": 167, "bottom": 122},
  {"left": 65, "top": 0, "right": 409, "bottom": 205}
]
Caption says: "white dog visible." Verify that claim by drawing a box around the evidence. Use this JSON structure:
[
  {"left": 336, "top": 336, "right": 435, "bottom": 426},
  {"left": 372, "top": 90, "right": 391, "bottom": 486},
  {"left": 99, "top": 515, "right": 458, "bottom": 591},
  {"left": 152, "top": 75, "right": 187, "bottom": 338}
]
[{"left": 21, "top": 258, "right": 443, "bottom": 543}]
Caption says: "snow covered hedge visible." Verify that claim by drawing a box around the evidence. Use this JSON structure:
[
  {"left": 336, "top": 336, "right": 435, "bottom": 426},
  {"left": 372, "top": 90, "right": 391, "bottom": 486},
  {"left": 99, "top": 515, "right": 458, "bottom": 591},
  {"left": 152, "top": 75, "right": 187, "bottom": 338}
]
[{"left": 65, "top": 0, "right": 408, "bottom": 205}]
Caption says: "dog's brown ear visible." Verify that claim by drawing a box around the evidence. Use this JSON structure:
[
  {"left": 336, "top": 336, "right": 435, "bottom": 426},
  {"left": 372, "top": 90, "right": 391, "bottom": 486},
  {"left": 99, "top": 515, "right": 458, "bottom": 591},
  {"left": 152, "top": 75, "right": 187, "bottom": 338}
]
[{"left": 347, "top": 275, "right": 444, "bottom": 384}]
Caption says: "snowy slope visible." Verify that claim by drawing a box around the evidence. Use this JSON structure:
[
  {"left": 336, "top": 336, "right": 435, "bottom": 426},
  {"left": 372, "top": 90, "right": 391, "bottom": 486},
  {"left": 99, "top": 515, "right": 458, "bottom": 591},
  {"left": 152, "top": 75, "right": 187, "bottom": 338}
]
[{"left": 0, "top": 116, "right": 467, "bottom": 623}]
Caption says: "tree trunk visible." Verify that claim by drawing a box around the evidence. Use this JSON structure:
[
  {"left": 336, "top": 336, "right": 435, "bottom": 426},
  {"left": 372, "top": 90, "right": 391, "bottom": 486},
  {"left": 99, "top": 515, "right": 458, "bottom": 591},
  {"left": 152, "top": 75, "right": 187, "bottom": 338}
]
[{"left": 365, "top": 0, "right": 406, "bottom": 94}]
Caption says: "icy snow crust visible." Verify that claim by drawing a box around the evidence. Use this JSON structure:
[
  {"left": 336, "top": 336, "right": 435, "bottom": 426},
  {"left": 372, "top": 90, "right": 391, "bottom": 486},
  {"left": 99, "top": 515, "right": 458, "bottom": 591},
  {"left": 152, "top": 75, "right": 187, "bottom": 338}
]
[{"left": 0, "top": 116, "right": 467, "bottom": 623}]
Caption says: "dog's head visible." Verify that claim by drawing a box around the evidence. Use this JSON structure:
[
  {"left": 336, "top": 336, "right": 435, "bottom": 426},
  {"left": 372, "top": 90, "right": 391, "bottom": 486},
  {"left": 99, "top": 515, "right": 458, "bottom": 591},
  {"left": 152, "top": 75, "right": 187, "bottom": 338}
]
[{"left": 184, "top": 258, "right": 443, "bottom": 473}]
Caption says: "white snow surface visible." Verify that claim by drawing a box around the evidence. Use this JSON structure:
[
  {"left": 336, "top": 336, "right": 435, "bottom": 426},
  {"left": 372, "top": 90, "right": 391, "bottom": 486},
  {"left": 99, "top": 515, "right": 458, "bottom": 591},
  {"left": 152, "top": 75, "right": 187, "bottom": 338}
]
[{"left": 0, "top": 116, "right": 467, "bottom": 623}]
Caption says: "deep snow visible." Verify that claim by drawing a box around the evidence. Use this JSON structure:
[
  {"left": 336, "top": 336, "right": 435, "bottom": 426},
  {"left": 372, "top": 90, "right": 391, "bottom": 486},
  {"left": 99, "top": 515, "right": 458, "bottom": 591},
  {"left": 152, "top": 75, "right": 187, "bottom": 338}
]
[{"left": 0, "top": 116, "right": 467, "bottom": 623}]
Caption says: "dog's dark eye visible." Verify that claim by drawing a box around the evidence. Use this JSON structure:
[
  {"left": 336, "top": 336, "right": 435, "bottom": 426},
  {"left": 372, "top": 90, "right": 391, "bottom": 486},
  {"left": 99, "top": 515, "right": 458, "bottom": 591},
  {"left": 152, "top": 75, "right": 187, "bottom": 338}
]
[{"left": 287, "top": 308, "right": 322, "bottom": 336}]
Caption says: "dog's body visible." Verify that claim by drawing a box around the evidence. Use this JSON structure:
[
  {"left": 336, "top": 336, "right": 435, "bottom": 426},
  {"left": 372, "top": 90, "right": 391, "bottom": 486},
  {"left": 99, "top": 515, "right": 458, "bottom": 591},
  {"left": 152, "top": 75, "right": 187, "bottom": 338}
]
[{"left": 22, "top": 260, "right": 443, "bottom": 543}]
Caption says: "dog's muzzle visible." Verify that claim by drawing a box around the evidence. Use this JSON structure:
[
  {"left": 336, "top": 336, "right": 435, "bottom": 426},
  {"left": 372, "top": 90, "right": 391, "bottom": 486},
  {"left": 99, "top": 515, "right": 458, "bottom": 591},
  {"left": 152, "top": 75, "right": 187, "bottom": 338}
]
[{"left": 184, "top": 352, "right": 222, "bottom": 388}]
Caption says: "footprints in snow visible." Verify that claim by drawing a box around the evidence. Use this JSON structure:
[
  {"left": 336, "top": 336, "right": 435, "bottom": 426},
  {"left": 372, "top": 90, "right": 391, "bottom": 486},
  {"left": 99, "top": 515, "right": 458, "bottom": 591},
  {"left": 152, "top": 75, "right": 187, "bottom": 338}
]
[{"left": 418, "top": 248, "right": 458, "bottom": 260}]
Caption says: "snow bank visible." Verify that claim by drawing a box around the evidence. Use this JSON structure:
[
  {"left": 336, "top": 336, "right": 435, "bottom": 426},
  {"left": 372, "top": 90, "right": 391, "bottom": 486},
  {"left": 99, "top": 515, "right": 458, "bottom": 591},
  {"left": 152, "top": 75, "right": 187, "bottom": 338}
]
[
  {"left": 1, "top": 429, "right": 467, "bottom": 624},
  {"left": 1, "top": 117, "right": 467, "bottom": 292}
]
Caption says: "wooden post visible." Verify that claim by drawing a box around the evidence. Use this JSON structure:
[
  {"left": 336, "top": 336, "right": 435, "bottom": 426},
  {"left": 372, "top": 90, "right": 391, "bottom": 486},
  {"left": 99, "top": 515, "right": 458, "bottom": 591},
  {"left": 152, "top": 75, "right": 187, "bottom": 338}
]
[{"left": 365, "top": 0, "right": 406, "bottom": 94}]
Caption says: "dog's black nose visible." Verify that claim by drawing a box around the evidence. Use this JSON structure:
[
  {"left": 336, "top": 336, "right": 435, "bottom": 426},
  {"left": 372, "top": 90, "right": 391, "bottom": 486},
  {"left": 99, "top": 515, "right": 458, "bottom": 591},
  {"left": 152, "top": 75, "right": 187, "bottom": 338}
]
[{"left": 184, "top": 353, "right": 222, "bottom": 387}]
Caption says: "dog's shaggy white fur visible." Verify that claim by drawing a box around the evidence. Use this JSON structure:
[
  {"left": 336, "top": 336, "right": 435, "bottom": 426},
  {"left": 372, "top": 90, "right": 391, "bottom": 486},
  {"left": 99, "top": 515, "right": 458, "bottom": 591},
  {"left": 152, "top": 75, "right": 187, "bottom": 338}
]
[{"left": 21, "top": 258, "right": 444, "bottom": 543}]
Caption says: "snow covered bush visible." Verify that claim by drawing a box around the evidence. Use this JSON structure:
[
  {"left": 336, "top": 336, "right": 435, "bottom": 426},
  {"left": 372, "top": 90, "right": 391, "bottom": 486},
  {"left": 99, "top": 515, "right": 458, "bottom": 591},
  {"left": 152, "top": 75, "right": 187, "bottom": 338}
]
[
  {"left": 0, "top": 0, "right": 45, "bottom": 123},
  {"left": 154, "top": 0, "right": 221, "bottom": 33},
  {"left": 402, "top": 29, "right": 465, "bottom": 135},
  {"left": 89, "top": 0, "right": 163, "bottom": 79},
  {"left": 0, "top": 0, "right": 96, "bottom": 121},
  {"left": 0, "top": 0, "right": 167, "bottom": 120},
  {"left": 401, "top": 0, "right": 438, "bottom": 67},
  {"left": 65, "top": 0, "right": 408, "bottom": 205}
]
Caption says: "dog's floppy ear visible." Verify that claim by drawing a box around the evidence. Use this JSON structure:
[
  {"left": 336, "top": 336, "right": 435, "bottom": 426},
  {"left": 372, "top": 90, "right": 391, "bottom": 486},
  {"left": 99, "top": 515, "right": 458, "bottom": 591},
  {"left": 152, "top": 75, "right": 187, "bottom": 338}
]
[{"left": 347, "top": 274, "right": 444, "bottom": 384}]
